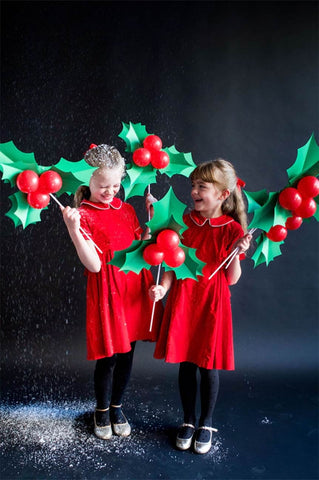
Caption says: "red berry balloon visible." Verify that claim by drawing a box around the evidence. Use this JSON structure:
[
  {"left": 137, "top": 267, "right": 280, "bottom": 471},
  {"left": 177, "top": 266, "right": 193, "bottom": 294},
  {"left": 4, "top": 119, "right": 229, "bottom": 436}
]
[
  {"left": 16, "top": 170, "right": 39, "bottom": 193},
  {"left": 297, "top": 176, "right": 319, "bottom": 198},
  {"left": 27, "top": 191, "right": 50, "bottom": 209},
  {"left": 38, "top": 170, "right": 63, "bottom": 193},
  {"left": 151, "top": 150, "right": 170, "bottom": 169},
  {"left": 294, "top": 197, "right": 317, "bottom": 218},
  {"left": 278, "top": 187, "right": 302, "bottom": 211},
  {"left": 132, "top": 148, "right": 152, "bottom": 167},
  {"left": 143, "top": 244, "right": 165, "bottom": 266},
  {"left": 266, "top": 225, "right": 288, "bottom": 242},
  {"left": 143, "top": 135, "right": 162, "bottom": 151},
  {"left": 164, "top": 247, "right": 186, "bottom": 267},
  {"left": 285, "top": 216, "right": 303, "bottom": 230},
  {"left": 157, "top": 229, "right": 180, "bottom": 251}
]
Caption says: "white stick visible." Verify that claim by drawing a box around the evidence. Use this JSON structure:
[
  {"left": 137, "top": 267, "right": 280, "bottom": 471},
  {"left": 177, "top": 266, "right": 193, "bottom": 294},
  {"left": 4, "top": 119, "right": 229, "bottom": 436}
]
[
  {"left": 208, "top": 228, "right": 257, "bottom": 279},
  {"left": 149, "top": 263, "right": 161, "bottom": 332},
  {"left": 49, "top": 193, "right": 103, "bottom": 254},
  {"left": 147, "top": 184, "right": 151, "bottom": 222}
]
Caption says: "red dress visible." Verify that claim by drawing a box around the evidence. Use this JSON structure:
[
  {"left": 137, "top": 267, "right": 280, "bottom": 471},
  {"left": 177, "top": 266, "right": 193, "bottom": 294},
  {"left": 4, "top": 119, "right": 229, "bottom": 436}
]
[
  {"left": 79, "top": 198, "right": 162, "bottom": 360},
  {"left": 154, "top": 210, "right": 244, "bottom": 370}
]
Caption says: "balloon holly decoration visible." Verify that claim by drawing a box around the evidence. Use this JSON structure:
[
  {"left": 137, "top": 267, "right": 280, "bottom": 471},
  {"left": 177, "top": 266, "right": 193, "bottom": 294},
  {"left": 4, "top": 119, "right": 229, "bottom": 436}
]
[
  {"left": 109, "top": 187, "right": 206, "bottom": 280},
  {"left": 118, "top": 122, "right": 196, "bottom": 199},
  {"left": 244, "top": 133, "right": 319, "bottom": 266},
  {"left": 0, "top": 141, "right": 97, "bottom": 228}
]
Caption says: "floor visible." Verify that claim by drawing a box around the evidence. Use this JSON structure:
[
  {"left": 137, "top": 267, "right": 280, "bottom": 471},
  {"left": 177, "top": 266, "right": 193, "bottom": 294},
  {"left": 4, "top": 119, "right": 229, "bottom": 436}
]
[{"left": 0, "top": 345, "right": 318, "bottom": 480}]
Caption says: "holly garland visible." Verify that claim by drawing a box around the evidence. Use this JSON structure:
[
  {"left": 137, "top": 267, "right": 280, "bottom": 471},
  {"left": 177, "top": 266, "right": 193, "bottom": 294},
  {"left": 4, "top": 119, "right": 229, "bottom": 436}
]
[
  {"left": 118, "top": 121, "right": 196, "bottom": 199},
  {"left": 109, "top": 187, "right": 206, "bottom": 280},
  {"left": 0, "top": 141, "right": 97, "bottom": 228},
  {"left": 244, "top": 134, "right": 319, "bottom": 267}
]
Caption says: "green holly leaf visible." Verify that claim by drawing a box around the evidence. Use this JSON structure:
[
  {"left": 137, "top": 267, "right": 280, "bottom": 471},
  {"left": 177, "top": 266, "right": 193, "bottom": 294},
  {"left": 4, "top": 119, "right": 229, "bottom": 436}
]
[
  {"left": 0, "top": 141, "right": 48, "bottom": 187},
  {"left": 287, "top": 133, "right": 319, "bottom": 185},
  {"left": 110, "top": 240, "right": 151, "bottom": 274},
  {"left": 118, "top": 122, "right": 150, "bottom": 153},
  {"left": 161, "top": 146, "right": 196, "bottom": 178},
  {"left": 252, "top": 233, "right": 284, "bottom": 267},
  {"left": 6, "top": 191, "right": 46, "bottom": 228},
  {"left": 147, "top": 187, "right": 188, "bottom": 235},
  {"left": 164, "top": 245, "right": 206, "bottom": 280},
  {"left": 245, "top": 191, "right": 291, "bottom": 231},
  {"left": 51, "top": 157, "right": 97, "bottom": 196},
  {"left": 122, "top": 164, "right": 158, "bottom": 199}
]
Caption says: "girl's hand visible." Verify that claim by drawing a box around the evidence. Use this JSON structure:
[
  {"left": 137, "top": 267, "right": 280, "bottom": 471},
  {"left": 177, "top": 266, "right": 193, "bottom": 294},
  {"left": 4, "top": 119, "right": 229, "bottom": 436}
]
[
  {"left": 62, "top": 206, "right": 81, "bottom": 232},
  {"left": 234, "top": 233, "right": 252, "bottom": 254},
  {"left": 145, "top": 193, "right": 157, "bottom": 219},
  {"left": 149, "top": 285, "right": 167, "bottom": 302}
]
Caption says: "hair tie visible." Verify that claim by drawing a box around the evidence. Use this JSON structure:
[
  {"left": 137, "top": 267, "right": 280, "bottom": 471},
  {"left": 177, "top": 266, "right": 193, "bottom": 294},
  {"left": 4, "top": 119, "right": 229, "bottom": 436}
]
[
  {"left": 237, "top": 178, "right": 246, "bottom": 189},
  {"left": 83, "top": 143, "right": 97, "bottom": 157}
]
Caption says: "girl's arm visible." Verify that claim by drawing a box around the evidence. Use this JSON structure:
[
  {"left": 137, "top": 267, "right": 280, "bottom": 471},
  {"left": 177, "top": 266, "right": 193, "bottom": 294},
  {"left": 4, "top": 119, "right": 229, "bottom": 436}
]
[
  {"left": 225, "top": 233, "right": 252, "bottom": 285},
  {"left": 142, "top": 192, "right": 157, "bottom": 240},
  {"left": 62, "top": 206, "right": 101, "bottom": 273},
  {"left": 149, "top": 271, "right": 174, "bottom": 302}
]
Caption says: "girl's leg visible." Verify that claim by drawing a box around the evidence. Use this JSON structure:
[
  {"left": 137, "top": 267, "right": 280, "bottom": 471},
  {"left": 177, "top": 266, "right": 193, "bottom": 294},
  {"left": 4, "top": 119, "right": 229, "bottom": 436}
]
[
  {"left": 194, "top": 368, "right": 219, "bottom": 454},
  {"left": 94, "top": 354, "right": 117, "bottom": 426},
  {"left": 110, "top": 342, "right": 136, "bottom": 435},
  {"left": 198, "top": 367, "right": 219, "bottom": 427},
  {"left": 178, "top": 361, "right": 198, "bottom": 425},
  {"left": 176, "top": 362, "right": 198, "bottom": 450}
]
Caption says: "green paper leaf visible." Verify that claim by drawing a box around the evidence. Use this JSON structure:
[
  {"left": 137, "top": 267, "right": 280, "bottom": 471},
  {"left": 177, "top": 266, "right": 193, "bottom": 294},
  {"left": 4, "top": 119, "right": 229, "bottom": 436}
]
[
  {"left": 118, "top": 122, "right": 151, "bottom": 153},
  {"left": 246, "top": 191, "right": 291, "bottom": 231},
  {"left": 51, "top": 157, "right": 97, "bottom": 196},
  {"left": 287, "top": 133, "right": 319, "bottom": 185},
  {"left": 252, "top": 233, "right": 284, "bottom": 267},
  {"left": 6, "top": 191, "right": 46, "bottom": 228},
  {"left": 163, "top": 245, "right": 206, "bottom": 280},
  {"left": 147, "top": 187, "right": 188, "bottom": 235},
  {"left": 0, "top": 141, "right": 48, "bottom": 187},
  {"left": 122, "top": 164, "right": 158, "bottom": 199},
  {"left": 161, "top": 146, "right": 196, "bottom": 178},
  {"left": 244, "top": 189, "right": 270, "bottom": 213}
]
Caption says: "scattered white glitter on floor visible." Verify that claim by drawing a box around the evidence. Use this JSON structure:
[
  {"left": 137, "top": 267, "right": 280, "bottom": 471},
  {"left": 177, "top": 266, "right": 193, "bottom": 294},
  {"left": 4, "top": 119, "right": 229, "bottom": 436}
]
[{"left": 0, "top": 400, "right": 228, "bottom": 477}]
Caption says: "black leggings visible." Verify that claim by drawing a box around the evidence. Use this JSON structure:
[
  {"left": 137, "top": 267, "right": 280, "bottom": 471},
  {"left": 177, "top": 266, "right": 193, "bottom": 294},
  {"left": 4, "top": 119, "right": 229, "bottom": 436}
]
[
  {"left": 178, "top": 361, "right": 219, "bottom": 427},
  {"left": 94, "top": 342, "right": 136, "bottom": 409}
]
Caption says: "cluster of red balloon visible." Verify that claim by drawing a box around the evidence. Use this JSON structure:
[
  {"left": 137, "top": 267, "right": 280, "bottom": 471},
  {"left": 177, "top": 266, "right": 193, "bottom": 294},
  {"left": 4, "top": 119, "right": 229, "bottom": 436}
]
[
  {"left": 16, "top": 170, "right": 63, "bottom": 209},
  {"left": 143, "top": 229, "right": 186, "bottom": 267},
  {"left": 132, "top": 135, "right": 170, "bottom": 169},
  {"left": 266, "top": 175, "right": 319, "bottom": 242}
]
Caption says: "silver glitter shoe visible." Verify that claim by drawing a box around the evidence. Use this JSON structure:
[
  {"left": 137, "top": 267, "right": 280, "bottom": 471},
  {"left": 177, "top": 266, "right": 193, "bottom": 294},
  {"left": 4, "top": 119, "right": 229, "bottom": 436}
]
[
  {"left": 176, "top": 423, "right": 195, "bottom": 450},
  {"left": 110, "top": 404, "right": 131, "bottom": 437},
  {"left": 94, "top": 408, "right": 112, "bottom": 440},
  {"left": 194, "top": 426, "right": 218, "bottom": 454}
]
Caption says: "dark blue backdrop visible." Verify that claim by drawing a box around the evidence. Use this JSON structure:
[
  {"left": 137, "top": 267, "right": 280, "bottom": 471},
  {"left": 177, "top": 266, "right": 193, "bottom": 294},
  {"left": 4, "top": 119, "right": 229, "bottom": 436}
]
[{"left": 0, "top": 2, "right": 318, "bottom": 478}]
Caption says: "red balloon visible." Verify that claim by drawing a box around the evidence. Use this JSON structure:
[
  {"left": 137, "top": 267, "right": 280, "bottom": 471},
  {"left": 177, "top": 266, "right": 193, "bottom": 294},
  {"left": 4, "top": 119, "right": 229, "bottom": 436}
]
[
  {"left": 278, "top": 187, "right": 302, "bottom": 211},
  {"left": 27, "top": 192, "right": 50, "bottom": 209},
  {"left": 266, "top": 225, "right": 288, "bottom": 242},
  {"left": 38, "top": 170, "right": 63, "bottom": 193},
  {"left": 164, "top": 247, "right": 186, "bottom": 267},
  {"left": 143, "top": 135, "right": 162, "bottom": 151},
  {"left": 157, "top": 229, "right": 180, "bottom": 251},
  {"left": 293, "top": 197, "right": 317, "bottom": 218},
  {"left": 151, "top": 151, "right": 170, "bottom": 169},
  {"left": 16, "top": 170, "right": 39, "bottom": 193},
  {"left": 143, "top": 244, "right": 165, "bottom": 266},
  {"left": 285, "top": 216, "right": 303, "bottom": 230},
  {"left": 132, "top": 148, "right": 152, "bottom": 167},
  {"left": 297, "top": 176, "right": 319, "bottom": 198}
]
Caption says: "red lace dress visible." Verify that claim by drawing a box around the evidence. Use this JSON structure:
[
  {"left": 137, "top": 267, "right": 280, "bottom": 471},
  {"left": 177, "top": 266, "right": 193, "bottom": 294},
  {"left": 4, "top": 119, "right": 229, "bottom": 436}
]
[
  {"left": 154, "top": 210, "right": 244, "bottom": 370},
  {"left": 79, "top": 198, "right": 162, "bottom": 360}
]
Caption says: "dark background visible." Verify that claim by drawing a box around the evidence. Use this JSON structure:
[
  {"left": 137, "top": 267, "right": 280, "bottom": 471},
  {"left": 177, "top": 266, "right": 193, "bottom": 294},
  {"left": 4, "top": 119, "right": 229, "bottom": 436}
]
[{"left": 0, "top": 1, "right": 318, "bottom": 479}]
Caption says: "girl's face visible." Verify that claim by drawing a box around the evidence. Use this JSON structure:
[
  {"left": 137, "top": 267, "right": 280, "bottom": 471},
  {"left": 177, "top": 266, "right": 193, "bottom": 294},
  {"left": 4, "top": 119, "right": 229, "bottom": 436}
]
[
  {"left": 191, "top": 178, "right": 229, "bottom": 218},
  {"left": 89, "top": 168, "right": 122, "bottom": 204}
]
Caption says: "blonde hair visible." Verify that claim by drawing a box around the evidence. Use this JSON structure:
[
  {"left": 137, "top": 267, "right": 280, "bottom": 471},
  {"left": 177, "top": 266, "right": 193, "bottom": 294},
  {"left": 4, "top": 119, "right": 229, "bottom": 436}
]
[
  {"left": 190, "top": 159, "right": 248, "bottom": 231},
  {"left": 73, "top": 144, "right": 126, "bottom": 207}
]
